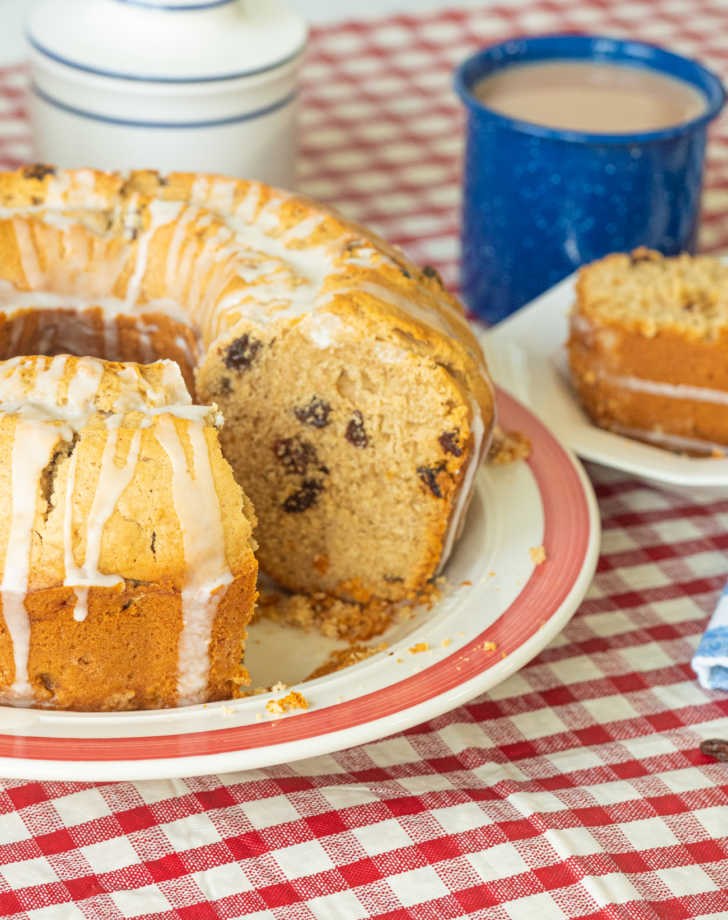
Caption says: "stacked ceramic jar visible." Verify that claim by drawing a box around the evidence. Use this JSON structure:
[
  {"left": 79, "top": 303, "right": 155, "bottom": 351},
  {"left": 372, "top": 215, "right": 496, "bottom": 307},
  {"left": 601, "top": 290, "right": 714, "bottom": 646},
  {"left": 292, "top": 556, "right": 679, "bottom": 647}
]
[{"left": 27, "top": 0, "right": 307, "bottom": 185}]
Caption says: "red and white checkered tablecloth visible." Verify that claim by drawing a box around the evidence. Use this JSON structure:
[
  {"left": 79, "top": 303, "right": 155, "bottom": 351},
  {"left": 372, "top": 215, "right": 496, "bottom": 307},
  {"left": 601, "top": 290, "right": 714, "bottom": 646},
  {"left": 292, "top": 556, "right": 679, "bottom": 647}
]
[{"left": 0, "top": 1, "right": 728, "bottom": 918}]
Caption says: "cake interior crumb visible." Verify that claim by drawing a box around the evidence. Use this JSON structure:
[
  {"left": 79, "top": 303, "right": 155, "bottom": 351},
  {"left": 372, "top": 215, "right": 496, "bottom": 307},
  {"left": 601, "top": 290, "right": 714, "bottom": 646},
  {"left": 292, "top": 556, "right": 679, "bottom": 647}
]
[
  {"left": 265, "top": 690, "right": 309, "bottom": 715},
  {"left": 306, "top": 643, "right": 388, "bottom": 680}
]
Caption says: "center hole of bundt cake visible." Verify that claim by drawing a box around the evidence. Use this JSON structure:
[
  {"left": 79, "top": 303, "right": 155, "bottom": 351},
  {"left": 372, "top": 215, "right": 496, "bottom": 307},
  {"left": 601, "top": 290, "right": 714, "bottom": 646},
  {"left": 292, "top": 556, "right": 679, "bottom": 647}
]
[{"left": 1, "top": 308, "right": 199, "bottom": 391}]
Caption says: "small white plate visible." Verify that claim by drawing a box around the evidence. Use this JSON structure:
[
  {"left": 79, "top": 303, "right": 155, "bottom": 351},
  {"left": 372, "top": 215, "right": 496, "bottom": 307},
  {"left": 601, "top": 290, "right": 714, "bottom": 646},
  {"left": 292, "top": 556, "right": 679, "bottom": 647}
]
[
  {"left": 482, "top": 273, "right": 728, "bottom": 498},
  {"left": 0, "top": 391, "right": 599, "bottom": 781}
]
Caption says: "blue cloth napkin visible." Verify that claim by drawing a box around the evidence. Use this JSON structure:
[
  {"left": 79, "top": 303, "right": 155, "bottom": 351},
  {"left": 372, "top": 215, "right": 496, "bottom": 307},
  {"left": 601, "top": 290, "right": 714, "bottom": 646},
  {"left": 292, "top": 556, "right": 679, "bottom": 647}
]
[{"left": 692, "top": 583, "right": 728, "bottom": 690}]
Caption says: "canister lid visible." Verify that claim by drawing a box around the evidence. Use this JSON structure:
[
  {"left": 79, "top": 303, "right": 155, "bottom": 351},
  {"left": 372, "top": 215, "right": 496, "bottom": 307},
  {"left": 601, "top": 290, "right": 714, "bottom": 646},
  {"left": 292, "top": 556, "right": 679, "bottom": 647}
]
[{"left": 27, "top": 0, "right": 307, "bottom": 83}]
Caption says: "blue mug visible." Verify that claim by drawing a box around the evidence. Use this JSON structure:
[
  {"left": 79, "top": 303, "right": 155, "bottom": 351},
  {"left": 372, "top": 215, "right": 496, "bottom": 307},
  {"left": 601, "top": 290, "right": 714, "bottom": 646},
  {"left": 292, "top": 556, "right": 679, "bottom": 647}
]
[{"left": 454, "top": 35, "right": 726, "bottom": 325}]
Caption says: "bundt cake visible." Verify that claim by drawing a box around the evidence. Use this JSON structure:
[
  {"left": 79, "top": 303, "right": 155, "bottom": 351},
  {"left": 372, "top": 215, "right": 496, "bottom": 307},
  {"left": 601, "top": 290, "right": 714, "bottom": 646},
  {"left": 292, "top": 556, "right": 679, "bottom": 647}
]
[
  {"left": 569, "top": 248, "right": 728, "bottom": 453},
  {"left": 0, "top": 166, "right": 495, "bottom": 609},
  {"left": 0, "top": 354, "right": 257, "bottom": 710}
]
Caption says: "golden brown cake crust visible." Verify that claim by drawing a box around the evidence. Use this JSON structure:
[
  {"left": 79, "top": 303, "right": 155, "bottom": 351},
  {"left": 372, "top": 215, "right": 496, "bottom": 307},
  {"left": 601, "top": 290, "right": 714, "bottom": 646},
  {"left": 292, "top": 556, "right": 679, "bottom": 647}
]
[{"left": 569, "top": 249, "right": 728, "bottom": 451}]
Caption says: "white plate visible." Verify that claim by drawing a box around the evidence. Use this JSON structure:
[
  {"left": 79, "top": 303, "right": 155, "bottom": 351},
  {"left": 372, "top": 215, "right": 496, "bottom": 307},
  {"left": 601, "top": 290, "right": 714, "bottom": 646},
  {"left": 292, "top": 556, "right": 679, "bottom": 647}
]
[
  {"left": 482, "top": 273, "right": 728, "bottom": 497},
  {"left": 0, "top": 391, "right": 599, "bottom": 781}
]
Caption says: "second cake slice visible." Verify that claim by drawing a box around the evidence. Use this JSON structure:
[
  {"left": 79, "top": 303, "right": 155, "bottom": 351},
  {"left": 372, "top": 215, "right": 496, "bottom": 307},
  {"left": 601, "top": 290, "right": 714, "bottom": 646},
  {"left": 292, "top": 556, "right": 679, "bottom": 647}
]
[{"left": 568, "top": 248, "right": 728, "bottom": 453}]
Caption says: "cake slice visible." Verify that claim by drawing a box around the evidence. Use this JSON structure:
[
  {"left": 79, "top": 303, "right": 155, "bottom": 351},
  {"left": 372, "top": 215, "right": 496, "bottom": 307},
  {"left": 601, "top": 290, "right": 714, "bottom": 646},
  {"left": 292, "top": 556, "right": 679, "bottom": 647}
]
[
  {"left": 0, "top": 355, "right": 257, "bottom": 709},
  {"left": 568, "top": 248, "right": 728, "bottom": 453}
]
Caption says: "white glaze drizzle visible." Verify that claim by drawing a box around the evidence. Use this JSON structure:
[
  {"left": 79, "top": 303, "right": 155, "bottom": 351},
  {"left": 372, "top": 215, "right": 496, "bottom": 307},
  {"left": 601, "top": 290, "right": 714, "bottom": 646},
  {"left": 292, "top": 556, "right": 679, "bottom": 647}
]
[
  {"left": 569, "top": 313, "right": 594, "bottom": 340},
  {"left": 1, "top": 419, "right": 62, "bottom": 699},
  {"left": 437, "top": 396, "right": 490, "bottom": 574},
  {"left": 13, "top": 219, "right": 43, "bottom": 288},
  {"left": 165, "top": 206, "right": 200, "bottom": 291},
  {"left": 609, "top": 423, "right": 726, "bottom": 456},
  {"left": 305, "top": 312, "right": 347, "bottom": 349},
  {"left": 0, "top": 354, "right": 69, "bottom": 418},
  {"left": 125, "top": 200, "right": 183, "bottom": 309},
  {"left": 154, "top": 414, "right": 232, "bottom": 705},
  {"left": 204, "top": 178, "right": 237, "bottom": 215},
  {"left": 235, "top": 182, "right": 261, "bottom": 222},
  {"left": 601, "top": 371, "right": 728, "bottom": 406},
  {"left": 44, "top": 171, "right": 71, "bottom": 208},
  {"left": 65, "top": 354, "right": 105, "bottom": 408},
  {"left": 72, "top": 170, "right": 108, "bottom": 209},
  {"left": 63, "top": 420, "right": 143, "bottom": 622}
]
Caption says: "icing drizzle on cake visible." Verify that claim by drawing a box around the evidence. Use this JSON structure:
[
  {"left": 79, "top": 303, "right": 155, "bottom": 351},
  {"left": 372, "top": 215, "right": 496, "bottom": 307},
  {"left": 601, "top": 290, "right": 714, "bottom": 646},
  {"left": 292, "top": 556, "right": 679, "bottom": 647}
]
[
  {"left": 0, "top": 355, "right": 234, "bottom": 705},
  {"left": 2, "top": 418, "right": 61, "bottom": 701},
  {"left": 155, "top": 415, "right": 233, "bottom": 705}
]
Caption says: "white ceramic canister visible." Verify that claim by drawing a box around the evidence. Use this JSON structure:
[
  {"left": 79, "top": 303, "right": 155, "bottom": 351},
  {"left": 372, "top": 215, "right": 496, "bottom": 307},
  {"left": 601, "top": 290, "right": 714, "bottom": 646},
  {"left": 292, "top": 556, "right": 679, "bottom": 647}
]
[{"left": 26, "top": 0, "right": 307, "bottom": 187}]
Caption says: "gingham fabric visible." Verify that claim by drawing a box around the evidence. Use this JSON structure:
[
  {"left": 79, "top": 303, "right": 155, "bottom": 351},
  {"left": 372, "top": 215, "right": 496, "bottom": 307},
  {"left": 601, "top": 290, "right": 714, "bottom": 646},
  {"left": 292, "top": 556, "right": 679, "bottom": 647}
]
[{"left": 0, "top": 2, "right": 727, "bottom": 918}]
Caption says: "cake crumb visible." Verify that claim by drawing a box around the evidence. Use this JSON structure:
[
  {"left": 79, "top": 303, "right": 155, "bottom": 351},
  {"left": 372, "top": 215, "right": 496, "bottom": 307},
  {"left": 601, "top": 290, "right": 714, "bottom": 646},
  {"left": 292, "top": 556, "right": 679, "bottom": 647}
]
[
  {"left": 460, "top": 580, "right": 472, "bottom": 587},
  {"left": 488, "top": 426, "right": 531, "bottom": 465},
  {"left": 312, "top": 554, "right": 330, "bottom": 574},
  {"left": 265, "top": 690, "right": 309, "bottom": 715},
  {"left": 306, "top": 642, "right": 387, "bottom": 680},
  {"left": 255, "top": 713, "right": 263, "bottom": 722},
  {"left": 396, "top": 658, "right": 404, "bottom": 663},
  {"left": 501, "top": 651, "right": 507, "bottom": 659},
  {"left": 530, "top": 545, "right": 547, "bottom": 565},
  {"left": 409, "top": 642, "right": 429, "bottom": 654},
  {"left": 246, "top": 682, "right": 290, "bottom": 698},
  {"left": 442, "top": 638, "right": 452, "bottom": 648},
  {"left": 255, "top": 589, "right": 400, "bottom": 641},
  {"left": 482, "top": 640, "right": 497, "bottom": 652},
  {"left": 253, "top": 583, "right": 443, "bottom": 681}
]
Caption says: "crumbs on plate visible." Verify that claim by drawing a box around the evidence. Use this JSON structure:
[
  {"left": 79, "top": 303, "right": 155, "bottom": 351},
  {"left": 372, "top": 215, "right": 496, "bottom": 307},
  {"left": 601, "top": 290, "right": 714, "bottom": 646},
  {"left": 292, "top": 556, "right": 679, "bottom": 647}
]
[
  {"left": 482, "top": 640, "right": 497, "bottom": 652},
  {"left": 488, "top": 425, "right": 531, "bottom": 465},
  {"left": 409, "top": 641, "right": 429, "bottom": 654},
  {"left": 530, "top": 545, "right": 547, "bottom": 565},
  {"left": 265, "top": 690, "right": 309, "bottom": 715},
  {"left": 306, "top": 642, "right": 388, "bottom": 680}
]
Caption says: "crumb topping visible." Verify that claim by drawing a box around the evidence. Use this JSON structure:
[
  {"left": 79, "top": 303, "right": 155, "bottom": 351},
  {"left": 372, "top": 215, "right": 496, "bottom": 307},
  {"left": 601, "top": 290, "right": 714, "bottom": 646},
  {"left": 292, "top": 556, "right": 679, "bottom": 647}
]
[{"left": 578, "top": 248, "right": 728, "bottom": 340}]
